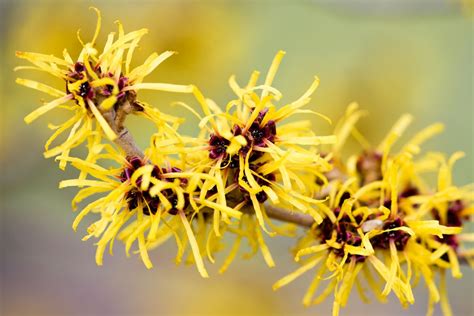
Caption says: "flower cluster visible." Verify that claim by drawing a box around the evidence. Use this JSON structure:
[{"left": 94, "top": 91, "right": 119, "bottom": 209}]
[
  {"left": 16, "top": 8, "right": 192, "bottom": 168},
  {"left": 274, "top": 106, "right": 473, "bottom": 315},
  {"left": 17, "top": 8, "right": 472, "bottom": 316}
]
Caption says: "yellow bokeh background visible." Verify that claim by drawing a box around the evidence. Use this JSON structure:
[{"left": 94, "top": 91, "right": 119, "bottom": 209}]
[{"left": 1, "top": 1, "right": 472, "bottom": 315}]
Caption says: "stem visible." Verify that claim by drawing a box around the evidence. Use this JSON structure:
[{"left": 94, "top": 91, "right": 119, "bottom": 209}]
[
  {"left": 115, "top": 128, "right": 144, "bottom": 159},
  {"left": 264, "top": 205, "right": 315, "bottom": 228},
  {"left": 107, "top": 105, "right": 316, "bottom": 227},
  {"left": 104, "top": 103, "right": 469, "bottom": 266},
  {"left": 102, "top": 103, "right": 144, "bottom": 159}
]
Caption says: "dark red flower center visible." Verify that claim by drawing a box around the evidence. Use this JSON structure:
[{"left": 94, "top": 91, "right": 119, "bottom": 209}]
[
  {"left": 370, "top": 218, "right": 411, "bottom": 250},
  {"left": 119, "top": 157, "right": 189, "bottom": 216},
  {"left": 66, "top": 61, "right": 131, "bottom": 109},
  {"left": 207, "top": 109, "right": 277, "bottom": 163}
]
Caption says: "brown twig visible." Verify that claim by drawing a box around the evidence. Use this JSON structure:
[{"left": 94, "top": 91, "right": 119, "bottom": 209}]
[
  {"left": 103, "top": 102, "right": 470, "bottom": 266},
  {"left": 101, "top": 101, "right": 144, "bottom": 159},
  {"left": 263, "top": 205, "right": 315, "bottom": 228},
  {"left": 114, "top": 128, "right": 144, "bottom": 159}
]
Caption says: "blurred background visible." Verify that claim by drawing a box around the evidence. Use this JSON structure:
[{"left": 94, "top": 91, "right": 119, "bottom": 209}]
[{"left": 1, "top": 0, "right": 472, "bottom": 315}]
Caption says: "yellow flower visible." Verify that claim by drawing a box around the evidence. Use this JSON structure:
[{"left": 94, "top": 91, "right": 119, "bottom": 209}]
[
  {"left": 154, "top": 51, "right": 335, "bottom": 239},
  {"left": 331, "top": 103, "right": 445, "bottom": 185},
  {"left": 16, "top": 7, "right": 193, "bottom": 169},
  {"left": 273, "top": 176, "right": 462, "bottom": 316},
  {"left": 57, "top": 142, "right": 242, "bottom": 278},
  {"left": 273, "top": 107, "right": 471, "bottom": 316},
  {"left": 409, "top": 152, "right": 473, "bottom": 316}
]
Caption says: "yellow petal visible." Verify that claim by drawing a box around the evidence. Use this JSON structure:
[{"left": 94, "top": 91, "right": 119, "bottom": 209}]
[
  {"left": 87, "top": 99, "right": 117, "bottom": 140},
  {"left": 273, "top": 256, "right": 323, "bottom": 291},
  {"left": 261, "top": 50, "right": 285, "bottom": 98},
  {"left": 16, "top": 78, "right": 66, "bottom": 97},
  {"left": 179, "top": 210, "right": 209, "bottom": 278},
  {"left": 24, "top": 95, "right": 72, "bottom": 124},
  {"left": 125, "top": 83, "right": 193, "bottom": 93}
]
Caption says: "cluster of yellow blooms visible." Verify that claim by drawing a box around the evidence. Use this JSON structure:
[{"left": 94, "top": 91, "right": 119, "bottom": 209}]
[{"left": 17, "top": 8, "right": 472, "bottom": 316}]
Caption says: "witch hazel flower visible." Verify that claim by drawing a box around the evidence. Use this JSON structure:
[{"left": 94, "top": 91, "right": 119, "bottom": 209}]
[
  {"left": 16, "top": 7, "right": 193, "bottom": 169},
  {"left": 274, "top": 158, "right": 464, "bottom": 316},
  {"left": 161, "top": 51, "right": 334, "bottom": 235},
  {"left": 58, "top": 140, "right": 242, "bottom": 278}
]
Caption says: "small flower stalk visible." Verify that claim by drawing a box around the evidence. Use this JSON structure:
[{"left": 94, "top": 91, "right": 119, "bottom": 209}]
[{"left": 17, "top": 8, "right": 472, "bottom": 316}]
